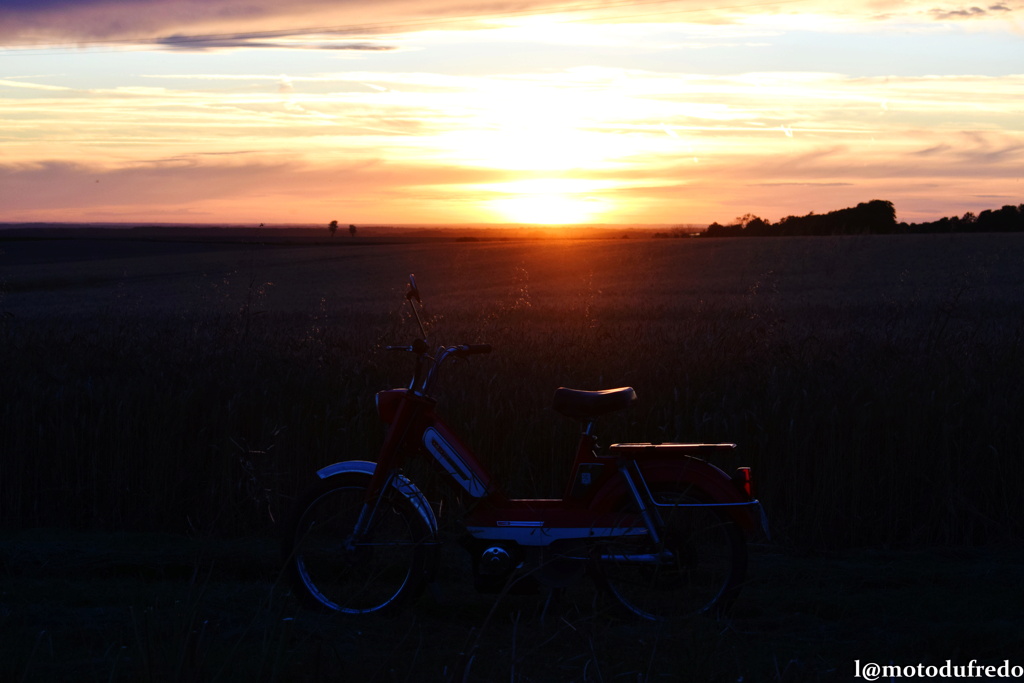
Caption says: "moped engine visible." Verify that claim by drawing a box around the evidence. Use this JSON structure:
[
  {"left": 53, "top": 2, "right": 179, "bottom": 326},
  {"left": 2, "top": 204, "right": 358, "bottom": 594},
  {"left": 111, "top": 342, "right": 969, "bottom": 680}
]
[
  {"left": 479, "top": 546, "right": 513, "bottom": 576},
  {"left": 465, "top": 541, "right": 536, "bottom": 593}
]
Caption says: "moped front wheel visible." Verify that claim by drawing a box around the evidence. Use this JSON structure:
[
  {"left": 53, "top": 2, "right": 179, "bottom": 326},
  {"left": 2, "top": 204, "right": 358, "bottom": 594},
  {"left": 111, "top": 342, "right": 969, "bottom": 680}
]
[
  {"left": 283, "top": 474, "right": 432, "bottom": 614},
  {"left": 592, "top": 487, "right": 747, "bottom": 620}
]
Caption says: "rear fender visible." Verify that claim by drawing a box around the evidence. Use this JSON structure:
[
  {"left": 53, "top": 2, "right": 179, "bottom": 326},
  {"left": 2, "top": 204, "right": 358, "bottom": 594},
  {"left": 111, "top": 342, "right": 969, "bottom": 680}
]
[
  {"left": 316, "top": 460, "right": 439, "bottom": 538},
  {"left": 589, "top": 458, "right": 761, "bottom": 535}
]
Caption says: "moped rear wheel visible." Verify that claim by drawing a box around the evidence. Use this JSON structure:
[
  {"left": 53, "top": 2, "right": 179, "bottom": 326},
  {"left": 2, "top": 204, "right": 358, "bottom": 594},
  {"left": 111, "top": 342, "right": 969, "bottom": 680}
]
[
  {"left": 283, "top": 475, "right": 432, "bottom": 614},
  {"left": 592, "top": 487, "right": 746, "bottom": 620}
]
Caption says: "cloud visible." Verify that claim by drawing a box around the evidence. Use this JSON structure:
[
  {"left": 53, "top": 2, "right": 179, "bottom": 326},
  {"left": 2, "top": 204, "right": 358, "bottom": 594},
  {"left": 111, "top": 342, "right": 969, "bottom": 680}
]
[
  {"left": 0, "top": 154, "right": 521, "bottom": 223},
  {"left": 0, "top": 78, "right": 73, "bottom": 92},
  {"left": 154, "top": 34, "right": 399, "bottom": 51},
  {"left": 754, "top": 182, "right": 855, "bottom": 187},
  {"left": 3, "top": 0, "right": 964, "bottom": 49},
  {"left": 928, "top": 3, "right": 1016, "bottom": 19},
  {"left": 913, "top": 143, "right": 954, "bottom": 156},
  {"left": 0, "top": 0, "right": 571, "bottom": 46},
  {"left": 0, "top": 158, "right": 295, "bottom": 209},
  {"left": 2, "top": 28, "right": 1022, "bottom": 225}
]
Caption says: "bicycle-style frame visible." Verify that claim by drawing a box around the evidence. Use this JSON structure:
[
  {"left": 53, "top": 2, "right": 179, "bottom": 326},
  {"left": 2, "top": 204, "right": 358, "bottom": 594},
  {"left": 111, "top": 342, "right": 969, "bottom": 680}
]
[
  {"left": 352, "top": 384, "right": 767, "bottom": 545},
  {"left": 288, "top": 275, "right": 770, "bottom": 619},
  {"left": 325, "top": 279, "right": 767, "bottom": 563}
]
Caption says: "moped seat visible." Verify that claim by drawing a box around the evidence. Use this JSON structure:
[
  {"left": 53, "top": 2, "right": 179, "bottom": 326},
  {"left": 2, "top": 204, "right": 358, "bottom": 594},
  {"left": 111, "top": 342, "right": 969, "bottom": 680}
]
[{"left": 552, "top": 386, "right": 637, "bottom": 420}]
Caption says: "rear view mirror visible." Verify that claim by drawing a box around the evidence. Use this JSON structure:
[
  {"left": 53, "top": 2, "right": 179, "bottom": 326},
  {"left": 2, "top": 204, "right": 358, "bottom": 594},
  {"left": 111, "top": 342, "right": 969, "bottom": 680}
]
[{"left": 406, "top": 274, "right": 426, "bottom": 339}]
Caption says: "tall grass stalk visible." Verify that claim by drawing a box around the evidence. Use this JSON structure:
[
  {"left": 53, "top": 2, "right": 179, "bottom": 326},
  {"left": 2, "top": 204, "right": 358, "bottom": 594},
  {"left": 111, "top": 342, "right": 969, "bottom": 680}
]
[{"left": 2, "top": 234, "right": 1023, "bottom": 548}]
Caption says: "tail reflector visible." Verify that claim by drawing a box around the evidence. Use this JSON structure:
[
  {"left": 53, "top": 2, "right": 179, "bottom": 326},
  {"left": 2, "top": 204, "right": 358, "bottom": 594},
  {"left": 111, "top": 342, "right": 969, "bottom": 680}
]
[{"left": 733, "top": 467, "right": 754, "bottom": 498}]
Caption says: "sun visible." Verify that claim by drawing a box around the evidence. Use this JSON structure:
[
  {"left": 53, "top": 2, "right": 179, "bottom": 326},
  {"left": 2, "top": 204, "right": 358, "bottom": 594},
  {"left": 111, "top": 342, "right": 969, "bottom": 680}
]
[
  {"left": 435, "top": 80, "right": 647, "bottom": 224},
  {"left": 483, "top": 178, "right": 608, "bottom": 224},
  {"left": 490, "top": 193, "right": 597, "bottom": 224}
]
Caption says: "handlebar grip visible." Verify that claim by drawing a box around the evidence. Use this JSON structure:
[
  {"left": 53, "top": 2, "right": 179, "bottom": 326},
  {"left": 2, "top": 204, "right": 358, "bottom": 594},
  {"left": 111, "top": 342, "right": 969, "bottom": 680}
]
[
  {"left": 386, "top": 338, "right": 430, "bottom": 354},
  {"left": 458, "top": 344, "right": 492, "bottom": 356}
]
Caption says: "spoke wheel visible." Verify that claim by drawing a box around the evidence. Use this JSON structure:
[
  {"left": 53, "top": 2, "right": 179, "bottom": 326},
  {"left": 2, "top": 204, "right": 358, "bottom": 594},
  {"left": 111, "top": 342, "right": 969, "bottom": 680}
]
[
  {"left": 283, "top": 475, "right": 431, "bottom": 614},
  {"left": 592, "top": 487, "right": 746, "bottom": 620}
]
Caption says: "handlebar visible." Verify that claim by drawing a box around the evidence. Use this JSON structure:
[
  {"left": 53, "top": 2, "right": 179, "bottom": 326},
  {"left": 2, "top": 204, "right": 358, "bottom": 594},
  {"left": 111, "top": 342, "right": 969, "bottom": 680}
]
[
  {"left": 429, "top": 345, "right": 490, "bottom": 393},
  {"left": 386, "top": 341, "right": 492, "bottom": 395},
  {"left": 386, "top": 338, "right": 430, "bottom": 354},
  {"left": 390, "top": 276, "right": 490, "bottom": 396},
  {"left": 385, "top": 341, "right": 490, "bottom": 356},
  {"left": 453, "top": 344, "right": 492, "bottom": 357}
]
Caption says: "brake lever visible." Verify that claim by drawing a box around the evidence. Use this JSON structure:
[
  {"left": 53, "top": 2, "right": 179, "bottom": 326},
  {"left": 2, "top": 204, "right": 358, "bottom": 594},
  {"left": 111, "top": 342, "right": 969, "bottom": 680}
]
[{"left": 385, "top": 339, "right": 430, "bottom": 354}]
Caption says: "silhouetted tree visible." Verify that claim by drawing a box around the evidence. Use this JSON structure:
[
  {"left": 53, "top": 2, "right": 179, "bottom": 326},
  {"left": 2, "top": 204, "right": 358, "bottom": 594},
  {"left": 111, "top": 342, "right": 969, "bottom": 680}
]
[
  {"left": 700, "top": 199, "right": 1024, "bottom": 237},
  {"left": 856, "top": 200, "right": 898, "bottom": 234},
  {"left": 328, "top": 220, "right": 338, "bottom": 238},
  {"left": 744, "top": 216, "right": 772, "bottom": 236},
  {"left": 702, "top": 221, "right": 744, "bottom": 237},
  {"left": 907, "top": 204, "right": 1023, "bottom": 234},
  {"left": 976, "top": 205, "right": 1024, "bottom": 233},
  {"left": 349, "top": 224, "right": 357, "bottom": 237}
]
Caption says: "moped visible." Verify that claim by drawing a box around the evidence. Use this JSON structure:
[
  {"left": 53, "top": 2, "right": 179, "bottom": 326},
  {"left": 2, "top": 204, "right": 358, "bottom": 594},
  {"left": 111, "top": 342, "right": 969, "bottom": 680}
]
[{"left": 283, "top": 276, "right": 768, "bottom": 620}]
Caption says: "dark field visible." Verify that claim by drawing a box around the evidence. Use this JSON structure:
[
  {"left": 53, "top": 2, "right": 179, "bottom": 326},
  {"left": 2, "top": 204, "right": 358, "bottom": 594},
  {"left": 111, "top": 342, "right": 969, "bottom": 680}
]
[{"left": 3, "top": 231, "right": 1024, "bottom": 680}]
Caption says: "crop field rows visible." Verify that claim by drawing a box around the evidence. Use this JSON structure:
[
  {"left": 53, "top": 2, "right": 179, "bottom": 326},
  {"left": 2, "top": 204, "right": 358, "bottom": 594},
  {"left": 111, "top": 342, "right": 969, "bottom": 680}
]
[
  {"left": 4, "top": 233, "right": 1023, "bottom": 546},
  {"left": 3, "top": 232, "right": 1024, "bottom": 680}
]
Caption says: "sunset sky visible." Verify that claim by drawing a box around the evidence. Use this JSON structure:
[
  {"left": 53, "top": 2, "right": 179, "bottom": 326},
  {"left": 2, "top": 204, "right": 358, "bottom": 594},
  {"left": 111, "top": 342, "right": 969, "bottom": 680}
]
[{"left": 1, "top": 0, "right": 1021, "bottom": 226}]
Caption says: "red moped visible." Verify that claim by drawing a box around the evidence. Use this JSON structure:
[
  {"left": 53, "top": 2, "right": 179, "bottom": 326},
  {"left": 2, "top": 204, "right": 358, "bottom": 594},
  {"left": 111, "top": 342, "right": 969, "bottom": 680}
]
[{"left": 283, "top": 276, "right": 768, "bottom": 620}]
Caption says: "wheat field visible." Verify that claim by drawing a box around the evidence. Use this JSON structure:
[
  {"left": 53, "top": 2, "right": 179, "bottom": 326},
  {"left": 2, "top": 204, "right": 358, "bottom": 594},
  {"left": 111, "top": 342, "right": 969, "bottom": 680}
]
[
  {"left": 3, "top": 231, "right": 1024, "bottom": 547},
  {"left": 4, "top": 231, "right": 1024, "bottom": 681}
]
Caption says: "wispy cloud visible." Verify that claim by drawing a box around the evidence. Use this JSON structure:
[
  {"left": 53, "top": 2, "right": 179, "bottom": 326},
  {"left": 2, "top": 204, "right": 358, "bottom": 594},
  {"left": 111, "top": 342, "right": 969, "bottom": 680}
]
[
  {"left": 2, "top": 58, "right": 1021, "bottom": 223},
  {"left": 1, "top": 0, "right": 575, "bottom": 46},
  {"left": 4, "top": 0, "right": 1018, "bottom": 49},
  {"left": 153, "top": 34, "right": 399, "bottom": 51},
  {"left": 928, "top": 3, "right": 1016, "bottom": 19}
]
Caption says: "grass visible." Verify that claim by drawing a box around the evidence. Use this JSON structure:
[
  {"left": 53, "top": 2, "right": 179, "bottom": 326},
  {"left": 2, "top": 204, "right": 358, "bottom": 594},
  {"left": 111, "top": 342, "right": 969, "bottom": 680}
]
[
  {"left": 3, "top": 231, "right": 1024, "bottom": 679},
  {"left": 3, "top": 529, "right": 1024, "bottom": 682},
  {"left": 3, "top": 232, "right": 1023, "bottom": 545}
]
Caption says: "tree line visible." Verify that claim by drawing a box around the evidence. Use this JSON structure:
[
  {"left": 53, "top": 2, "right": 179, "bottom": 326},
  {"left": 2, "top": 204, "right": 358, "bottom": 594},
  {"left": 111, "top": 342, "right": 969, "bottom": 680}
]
[{"left": 654, "top": 200, "right": 1024, "bottom": 238}]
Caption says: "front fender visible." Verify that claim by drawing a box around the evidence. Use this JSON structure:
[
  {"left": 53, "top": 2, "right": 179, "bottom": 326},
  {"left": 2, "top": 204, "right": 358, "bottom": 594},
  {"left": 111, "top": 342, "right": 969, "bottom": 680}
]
[
  {"left": 589, "top": 458, "right": 764, "bottom": 536},
  {"left": 316, "top": 460, "right": 438, "bottom": 538}
]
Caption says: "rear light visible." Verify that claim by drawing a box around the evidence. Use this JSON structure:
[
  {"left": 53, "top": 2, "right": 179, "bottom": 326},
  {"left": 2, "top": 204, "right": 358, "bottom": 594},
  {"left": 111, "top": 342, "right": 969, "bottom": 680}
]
[{"left": 733, "top": 467, "right": 754, "bottom": 498}]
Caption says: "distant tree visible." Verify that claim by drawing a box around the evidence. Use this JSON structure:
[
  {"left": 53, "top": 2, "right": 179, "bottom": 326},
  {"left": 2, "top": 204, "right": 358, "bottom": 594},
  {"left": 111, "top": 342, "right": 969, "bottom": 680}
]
[
  {"left": 702, "top": 221, "right": 744, "bottom": 238},
  {"left": 750, "top": 200, "right": 897, "bottom": 236},
  {"left": 349, "top": 224, "right": 357, "bottom": 237},
  {"left": 855, "top": 199, "right": 897, "bottom": 234},
  {"left": 653, "top": 227, "right": 692, "bottom": 238},
  {"left": 976, "top": 205, "right": 1024, "bottom": 233},
  {"left": 744, "top": 216, "right": 772, "bottom": 236},
  {"left": 908, "top": 205, "right": 1024, "bottom": 234},
  {"left": 703, "top": 200, "right": 1020, "bottom": 237},
  {"left": 328, "top": 220, "right": 338, "bottom": 238}
]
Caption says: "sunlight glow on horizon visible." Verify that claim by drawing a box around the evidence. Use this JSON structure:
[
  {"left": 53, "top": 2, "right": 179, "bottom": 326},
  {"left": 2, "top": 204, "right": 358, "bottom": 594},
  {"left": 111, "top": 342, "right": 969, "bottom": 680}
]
[
  {"left": 480, "top": 178, "right": 615, "bottom": 223},
  {"left": 488, "top": 193, "right": 602, "bottom": 224}
]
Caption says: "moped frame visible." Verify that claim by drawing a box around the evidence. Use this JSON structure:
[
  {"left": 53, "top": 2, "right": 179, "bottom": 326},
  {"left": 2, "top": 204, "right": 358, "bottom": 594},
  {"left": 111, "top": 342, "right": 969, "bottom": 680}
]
[
  {"left": 343, "top": 377, "right": 766, "bottom": 555},
  {"left": 290, "top": 275, "right": 768, "bottom": 618}
]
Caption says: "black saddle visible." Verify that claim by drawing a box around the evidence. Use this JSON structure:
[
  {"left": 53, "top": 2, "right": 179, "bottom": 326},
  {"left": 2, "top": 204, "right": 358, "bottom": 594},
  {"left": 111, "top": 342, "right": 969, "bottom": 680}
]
[{"left": 552, "top": 387, "right": 637, "bottom": 421}]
